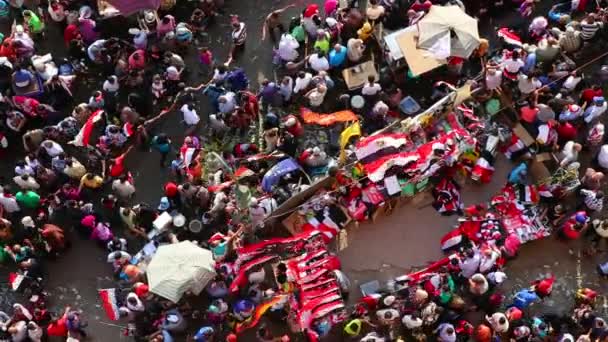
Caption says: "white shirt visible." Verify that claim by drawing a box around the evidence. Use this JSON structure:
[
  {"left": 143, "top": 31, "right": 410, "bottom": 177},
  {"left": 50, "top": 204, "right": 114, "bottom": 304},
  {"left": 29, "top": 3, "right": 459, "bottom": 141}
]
[
  {"left": 41, "top": 140, "right": 64, "bottom": 157},
  {"left": 502, "top": 58, "right": 524, "bottom": 73},
  {"left": 362, "top": 82, "right": 382, "bottom": 96},
  {"left": 517, "top": 75, "right": 542, "bottom": 95},
  {"left": 585, "top": 102, "right": 608, "bottom": 123},
  {"left": 560, "top": 140, "right": 578, "bottom": 167},
  {"left": 112, "top": 180, "right": 136, "bottom": 198},
  {"left": 563, "top": 75, "right": 582, "bottom": 90},
  {"left": 13, "top": 175, "right": 40, "bottom": 190},
  {"left": 0, "top": 194, "right": 20, "bottom": 213},
  {"left": 14, "top": 165, "right": 34, "bottom": 176},
  {"left": 279, "top": 78, "right": 293, "bottom": 100},
  {"left": 309, "top": 54, "right": 329, "bottom": 72},
  {"left": 459, "top": 252, "right": 480, "bottom": 278},
  {"left": 103, "top": 79, "right": 120, "bottom": 93},
  {"left": 180, "top": 104, "right": 200, "bottom": 125},
  {"left": 485, "top": 70, "right": 503, "bottom": 90},
  {"left": 294, "top": 73, "right": 313, "bottom": 93},
  {"left": 600, "top": 145, "right": 608, "bottom": 169}
]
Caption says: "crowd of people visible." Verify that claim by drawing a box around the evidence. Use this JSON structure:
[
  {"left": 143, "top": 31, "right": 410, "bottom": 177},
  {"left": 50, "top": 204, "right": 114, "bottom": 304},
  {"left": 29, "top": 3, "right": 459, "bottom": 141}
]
[{"left": 1, "top": 0, "right": 608, "bottom": 341}]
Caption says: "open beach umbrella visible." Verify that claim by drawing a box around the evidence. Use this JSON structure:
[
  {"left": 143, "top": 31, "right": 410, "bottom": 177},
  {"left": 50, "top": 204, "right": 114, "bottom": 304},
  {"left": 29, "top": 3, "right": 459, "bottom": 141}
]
[
  {"left": 417, "top": 5, "right": 480, "bottom": 58},
  {"left": 147, "top": 241, "right": 216, "bottom": 303}
]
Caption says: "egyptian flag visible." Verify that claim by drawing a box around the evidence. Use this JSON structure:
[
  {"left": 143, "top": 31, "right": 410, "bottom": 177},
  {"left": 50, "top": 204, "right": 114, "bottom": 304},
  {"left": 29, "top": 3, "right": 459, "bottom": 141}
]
[
  {"left": 364, "top": 152, "right": 419, "bottom": 182},
  {"left": 440, "top": 229, "right": 464, "bottom": 251},
  {"left": 497, "top": 28, "right": 522, "bottom": 47},
  {"left": 235, "top": 295, "right": 287, "bottom": 333},
  {"left": 180, "top": 146, "right": 198, "bottom": 169},
  {"left": 123, "top": 122, "right": 135, "bottom": 138},
  {"left": 355, "top": 133, "right": 409, "bottom": 164},
  {"left": 98, "top": 288, "right": 120, "bottom": 321},
  {"left": 9, "top": 272, "right": 25, "bottom": 291},
  {"left": 71, "top": 109, "right": 105, "bottom": 147}
]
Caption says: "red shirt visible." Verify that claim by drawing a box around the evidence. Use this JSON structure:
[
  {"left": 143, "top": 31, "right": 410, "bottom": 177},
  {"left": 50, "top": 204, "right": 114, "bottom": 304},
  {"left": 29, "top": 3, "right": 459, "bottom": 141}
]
[
  {"left": 164, "top": 182, "right": 178, "bottom": 197},
  {"left": 557, "top": 122, "right": 577, "bottom": 141},
  {"left": 520, "top": 106, "right": 539, "bottom": 123},
  {"left": 47, "top": 316, "right": 68, "bottom": 337},
  {"left": 109, "top": 154, "right": 126, "bottom": 178},
  {"left": 581, "top": 88, "right": 603, "bottom": 104},
  {"left": 562, "top": 220, "right": 580, "bottom": 239}
]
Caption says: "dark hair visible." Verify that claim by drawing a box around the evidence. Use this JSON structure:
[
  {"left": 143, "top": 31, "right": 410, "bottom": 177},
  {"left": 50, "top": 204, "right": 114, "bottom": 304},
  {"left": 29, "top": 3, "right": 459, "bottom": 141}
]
[{"left": 368, "top": 75, "right": 375, "bottom": 83}]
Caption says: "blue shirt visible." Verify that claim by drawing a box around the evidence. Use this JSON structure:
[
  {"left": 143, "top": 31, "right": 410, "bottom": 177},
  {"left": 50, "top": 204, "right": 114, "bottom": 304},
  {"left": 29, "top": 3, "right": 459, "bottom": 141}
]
[
  {"left": 508, "top": 163, "right": 527, "bottom": 184},
  {"left": 194, "top": 326, "right": 214, "bottom": 342},
  {"left": 162, "top": 330, "right": 174, "bottom": 342},
  {"left": 329, "top": 46, "right": 347, "bottom": 67}
]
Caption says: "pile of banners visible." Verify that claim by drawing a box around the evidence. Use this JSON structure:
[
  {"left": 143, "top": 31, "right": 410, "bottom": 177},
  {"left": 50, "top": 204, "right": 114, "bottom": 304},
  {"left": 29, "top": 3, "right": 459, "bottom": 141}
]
[
  {"left": 440, "top": 183, "right": 550, "bottom": 252},
  {"left": 223, "top": 229, "right": 349, "bottom": 336},
  {"left": 343, "top": 112, "right": 478, "bottom": 221},
  {"left": 383, "top": 182, "right": 551, "bottom": 293}
]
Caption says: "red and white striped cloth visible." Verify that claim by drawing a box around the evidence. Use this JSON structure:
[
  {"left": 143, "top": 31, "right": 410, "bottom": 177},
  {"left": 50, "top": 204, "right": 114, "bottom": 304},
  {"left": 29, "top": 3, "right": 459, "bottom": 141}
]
[
  {"left": 497, "top": 28, "right": 522, "bottom": 47},
  {"left": 71, "top": 110, "right": 105, "bottom": 147},
  {"left": 9, "top": 272, "right": 24, "bottom": 291},
  {"left": 355, "top": 133, "right": 409, "bottom": 162},
  {"left": 364, "top": 152, "right": 420, "bottom": 183},
  {"left": 99, "top": 288, "right": 120, "bottom": 321}
]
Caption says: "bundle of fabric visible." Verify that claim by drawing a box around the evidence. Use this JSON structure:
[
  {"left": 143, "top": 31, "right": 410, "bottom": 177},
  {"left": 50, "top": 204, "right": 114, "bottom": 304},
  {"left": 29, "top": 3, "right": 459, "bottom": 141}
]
[
  {"left": 355, "top": 133, "right": 410, "bottom": 164},
  {"left": 432, "top": 178, "right": 464, "bottom": 215},
  {"left": 363, "top": 128, "right": 475, "bottom": 182}
]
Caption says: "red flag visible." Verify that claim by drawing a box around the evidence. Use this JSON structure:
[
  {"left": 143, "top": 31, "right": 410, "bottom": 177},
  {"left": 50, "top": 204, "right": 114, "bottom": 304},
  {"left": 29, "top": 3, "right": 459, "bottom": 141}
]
[
  {"left": 99, "top": 288, "right": 120, "bottom": 321},
  {"left": 71, "top": 110, "right": 104, "bottom": 147}
]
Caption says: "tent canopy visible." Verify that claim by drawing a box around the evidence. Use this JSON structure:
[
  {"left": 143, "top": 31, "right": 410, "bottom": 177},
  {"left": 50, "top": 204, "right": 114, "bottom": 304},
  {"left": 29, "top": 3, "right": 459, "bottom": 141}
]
[
  {"left": 147, "top": 241, "right": 216, "bottom": 303},
  {"left": 417, "top": 5, "right": 480, "bottom": 58}
]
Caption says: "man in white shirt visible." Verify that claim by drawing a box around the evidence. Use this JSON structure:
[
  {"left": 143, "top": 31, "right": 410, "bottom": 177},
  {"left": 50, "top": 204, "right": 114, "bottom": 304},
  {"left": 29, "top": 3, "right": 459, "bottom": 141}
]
[
  {"left": 13, "top": 174, "right": 40, "bottom": 190},
  {"left": 308, "top": 51, "right": 329, "bottom": 72},
  {"left": 560, "top": 140, "right": 582, "bottom": 167},
  {"left": 485, "top": 66, "right": 503, "bottom": 90},
  {"left": 279, "top": 76, "right": 293, "bottom": 102},
  {"left": 584, "top": 97, "right": 607, "bottom": 124},
  {"left": 112, "top": 176, "right": 136, "bottom": 200},
  {"left": 517, "top": 74, "right": 542, "bottom": 95},
  {"left": 14, "top": 162, "right": 34, "bottom": 176},
  {"left": 180, "top": 103, "right": 200, "bottom": 126},
  {"left": 0, "top": 188, "right": 20, "bottom": 214},
  {"left": 293, "top": 71, "right": 313, "bottom": 94},
  {"left": 218, "top": 92, "right": 237, "bottom": 114},
  {"left": 458, "top": 248, "right": 480, "bottom": 278},
  {"left": 361, "top": 75, "right": 382, "bottom": 96},
  {"left": 103, "top": 75, "right": 120, "bottom": 94}
]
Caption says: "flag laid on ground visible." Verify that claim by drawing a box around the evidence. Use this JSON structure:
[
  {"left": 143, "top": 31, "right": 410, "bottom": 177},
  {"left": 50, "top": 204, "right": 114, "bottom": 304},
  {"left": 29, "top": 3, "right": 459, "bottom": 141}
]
[
  {"left": 355, "top": 133, "right": 408, "bottom": 164},
  {"left": 99, "top": 288, "right": 120, "bottom": 321}
]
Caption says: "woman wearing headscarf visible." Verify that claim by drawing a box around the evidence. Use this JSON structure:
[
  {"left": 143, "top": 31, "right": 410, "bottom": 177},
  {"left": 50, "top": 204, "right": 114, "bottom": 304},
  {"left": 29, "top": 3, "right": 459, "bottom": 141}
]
[{"left": 77, "top": 9, "right": 98, "bottom": 44}]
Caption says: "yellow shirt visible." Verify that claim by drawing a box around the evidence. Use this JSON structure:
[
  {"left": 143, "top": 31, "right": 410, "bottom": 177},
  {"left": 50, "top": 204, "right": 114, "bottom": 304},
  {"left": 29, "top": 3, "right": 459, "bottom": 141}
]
[{"left": 80, "top": 174, "right": 103, "bottom": 189}]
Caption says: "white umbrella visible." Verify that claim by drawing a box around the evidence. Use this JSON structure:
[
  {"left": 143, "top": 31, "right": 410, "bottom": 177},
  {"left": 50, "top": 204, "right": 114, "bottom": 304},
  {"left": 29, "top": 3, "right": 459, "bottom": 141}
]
[
  {"left": 417, "top": 5, "right": 480, "bottom": 58},
  {"left": 147, "top": 241, "right": 216, "bottom": 303}
]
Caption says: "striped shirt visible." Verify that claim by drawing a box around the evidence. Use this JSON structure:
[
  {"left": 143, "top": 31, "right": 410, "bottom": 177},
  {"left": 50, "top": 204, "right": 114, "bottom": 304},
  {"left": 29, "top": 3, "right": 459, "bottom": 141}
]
[
  {"left": 580, "top": 20, "right": 601, "bottom": 40},
  {"left": 581, "top": 189, "right": 603, "bottom": 211}
]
